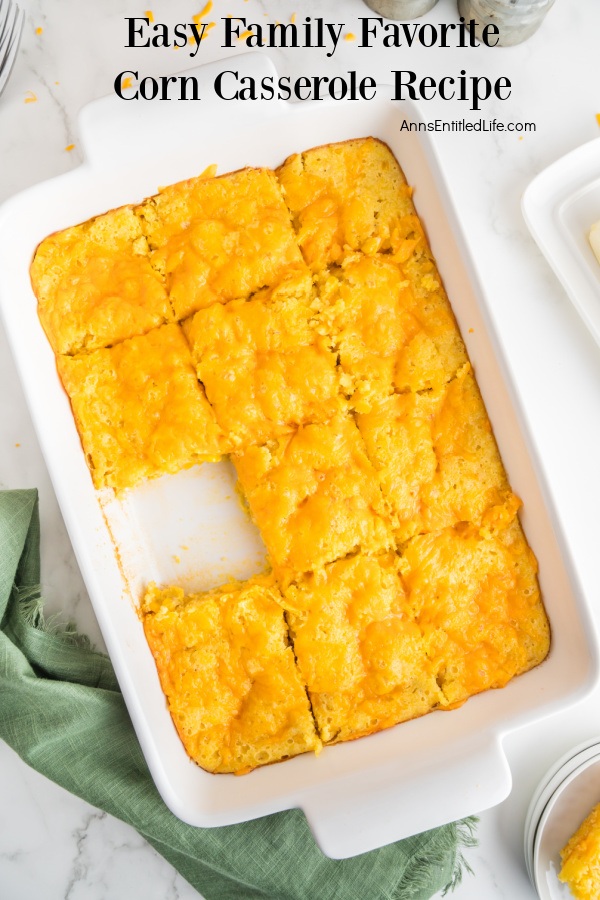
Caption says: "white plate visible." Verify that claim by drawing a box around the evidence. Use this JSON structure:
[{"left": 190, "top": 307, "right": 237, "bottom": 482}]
[
  {"left": 522, "top": 136, "right": 600, "bottom": 348},
  {"left": 524, "top": 738, "right": 600, "bottom": 882},
  {"left": 531, "top": 747, "right": 600, "bottom": 899},
  {"left": 0, "top": 54, "right": 598, "bottom": 859}
]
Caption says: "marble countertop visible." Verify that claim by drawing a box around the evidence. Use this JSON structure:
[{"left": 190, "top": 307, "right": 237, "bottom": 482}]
[{"left": 2, "top": 0, "right": 600, "bottom": 897}]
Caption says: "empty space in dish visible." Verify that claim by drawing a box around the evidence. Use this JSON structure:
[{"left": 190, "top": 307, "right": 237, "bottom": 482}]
[
  {"left": 100, "top": 462, "right": 268, "bottom": 602},
  {"left": 0, "top": 56, "right": 597, "bottom": 858}
]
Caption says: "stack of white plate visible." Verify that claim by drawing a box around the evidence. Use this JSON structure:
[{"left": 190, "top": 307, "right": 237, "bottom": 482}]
[{"left": 524, "top": 738, "right": 600, "bottom": 899}]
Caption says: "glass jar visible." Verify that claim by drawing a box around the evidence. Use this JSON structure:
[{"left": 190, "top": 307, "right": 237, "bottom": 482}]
[
  {"left": 362, "top": 0, "right": 439, "bottom": 19},
  {"left": 458, "top": 0, "right": 556, "bottom": 46}
]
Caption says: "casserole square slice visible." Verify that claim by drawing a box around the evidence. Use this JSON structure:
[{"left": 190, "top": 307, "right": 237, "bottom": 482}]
[
  {"left": 31, "top": 205, "right": 173, "bottom": 356},
  {"left": 315, "top": 253, "right": 466, "bottom": 410},
  {"left": 57, "top": 323, "right": 226, "bottom": 492},
  {"left": 277, "top": 137, "right": 414, "bottom": 272},
  {"left": 182, "top": 269, "right": 345, "bottom": 449},
  {"left": 283, "top": 552, "right": 444, "bottom": 744},
  {"left": 233, "top": 412, "right": 394, "bottom": 584},
  {"left": 400, "top": 518, "right": 551, "bottom": 709},
  {"left": 356, "top": 364, "right": 514, "bottom": 544},
  {"left": 136, "top": 167, "right": 305, "bottom": 320},
  {"left": 141, "top": 574, "right": 321, "bottom": 774}
]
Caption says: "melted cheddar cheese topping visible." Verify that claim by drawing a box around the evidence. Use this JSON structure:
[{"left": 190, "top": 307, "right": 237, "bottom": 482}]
[
  {"left": 31, "top": 206, "right": 172, "bottom": 356},
  {"left": 57, "top": 324, "right": 225, "bottom": 491},
  {"left": 277, "top": 138, "right": 415, "bottom": 270},
  {"left": 183, "top": 269, "right": 344, "bottom": 448},
  {"left": 136, "top": 167, "right": 304, "bottom": 320},
  {"left": 400, "top": 519, "right": 548, "bottom": 706},
  {"left": 142, "top": 577, "right": 321, "bottom": 774},
  {"left": 31, "top": 137, "right": 551, "bottom": 773},
  {"left": 233, "top": 412, "right": 393, "bottom": 583},
  {"left": 357, "top": 364, "right": 513, "bottom": 543},
  {"left": 284, "top": 553, "right": 442, "bottom": 743}
]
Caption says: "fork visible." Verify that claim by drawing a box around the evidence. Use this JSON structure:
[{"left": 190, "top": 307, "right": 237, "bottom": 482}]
[{"left": 0, "top": 0, "right": 24, "bottom": 99}]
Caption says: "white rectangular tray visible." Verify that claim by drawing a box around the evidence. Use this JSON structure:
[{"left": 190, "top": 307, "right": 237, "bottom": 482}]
[
  {"left": 522, "top": 136, "right": 600, "bottom": 347},
  {"left": 0, "top": 54, "right": 597, "bottom": 859}
]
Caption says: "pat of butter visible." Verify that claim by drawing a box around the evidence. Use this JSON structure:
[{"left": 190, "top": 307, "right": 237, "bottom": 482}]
[{"left": 589, "top": 221, "right": 600, "bottom": 264}]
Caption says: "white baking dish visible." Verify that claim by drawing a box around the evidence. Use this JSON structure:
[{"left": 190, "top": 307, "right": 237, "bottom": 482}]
[{"left": 0, "top": 54, "right": 597, "bottom": 859}]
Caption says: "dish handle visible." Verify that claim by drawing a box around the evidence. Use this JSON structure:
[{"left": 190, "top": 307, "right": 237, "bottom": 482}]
[
  {"left": 301, "top": 735, "right": 512, "bottom": 859},
  {"left": 77, "top": 53, "right": 287, "bottom": 170}
]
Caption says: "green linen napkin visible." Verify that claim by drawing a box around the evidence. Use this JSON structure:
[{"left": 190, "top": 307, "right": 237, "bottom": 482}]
[{"left": 0, "top": 489, "right": 478, "bottom": 900}]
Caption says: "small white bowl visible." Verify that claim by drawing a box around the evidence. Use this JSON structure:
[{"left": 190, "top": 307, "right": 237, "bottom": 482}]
[
  {"left": 524, "top": 737, "right": 600, "bottom": 881},
  {"left": 525, "top": 739, "right": 600, "bottom": 898}
]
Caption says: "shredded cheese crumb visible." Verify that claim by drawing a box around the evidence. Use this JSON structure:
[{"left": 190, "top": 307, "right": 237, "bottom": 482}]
[
  {"left": 291, "top": 13, "right": 297, "bottom": 24},
  {"left": 596, "top": 113, "right": 600, "bottom": 127},
  {"left": 121, "top": 76, "right": 133, "bottom": 90},
  {"left": 200, "top": 164, "right": 218, "bottom": 179},
  {"left": 238, "top": 29, "right": 253, "bottom": 40},
  {"left": 345, "top": 33, "right": 356, "bottom": 41},
  {"left": 144, "top": 10, "right": 154, "bottom": 22},
  {"left": 65, "top": 144, "right": 75, "bottom": 152},
  {"left": 35, "top": 26, "right": 43, "bottom": 35},
  {"left": 24, "top": 91, "right": 37, "bottom": 103}
]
